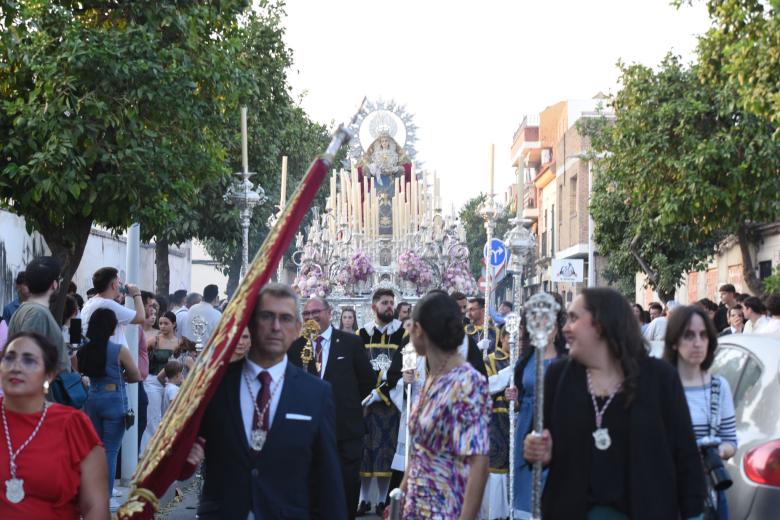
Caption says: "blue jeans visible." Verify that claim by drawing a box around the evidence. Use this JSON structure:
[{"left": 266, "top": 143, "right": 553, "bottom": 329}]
[{"left": 85, "top": 389, "right": 126, "bottom": 494}]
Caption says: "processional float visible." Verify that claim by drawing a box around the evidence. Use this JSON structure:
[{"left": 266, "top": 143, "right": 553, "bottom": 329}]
[{"left": 116, "top": 99, "right": 366, "bottom": 519}]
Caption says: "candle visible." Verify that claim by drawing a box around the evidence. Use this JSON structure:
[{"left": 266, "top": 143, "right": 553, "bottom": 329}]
[
  {"left": 241, "top": 107, "right": 248, "bottom": 173},
  {"left": 488, "top": 143, "right": 495, "bottom": 196},
  {"left": 280, "top": 155, "right": 288, "bottom": 208}
]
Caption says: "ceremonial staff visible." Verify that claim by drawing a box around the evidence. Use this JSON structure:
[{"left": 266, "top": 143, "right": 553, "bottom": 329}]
[
  {"left": 504, "top": 156, "right": 536, "bottom": 520},
  {"left": 524, "top": 293, "right": 560, "bottom": 520},
  {"left": 116, "top": 99, "right": 366, "bottom": 520},
  {"left": 504, "top": 208, "right": 535, "bottom": 516}
]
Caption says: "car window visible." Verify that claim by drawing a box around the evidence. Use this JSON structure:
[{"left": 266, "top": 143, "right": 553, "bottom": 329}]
[
  {"left": 711, "top": 346, "right": 747, "bottom": 394},
  {"left": 733, "top": 355, "right": 762, "bottom": 407}
]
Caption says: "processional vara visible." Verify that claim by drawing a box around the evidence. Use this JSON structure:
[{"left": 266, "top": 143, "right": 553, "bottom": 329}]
[{"left": 115, "top": 100, "right": 365, "bottom": 519}]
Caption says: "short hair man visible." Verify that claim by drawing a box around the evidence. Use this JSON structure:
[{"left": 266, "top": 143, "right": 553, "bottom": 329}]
[
  {"left": 80, "top": 267, "right": 145, "bottom": 348},
  {"left": 183, "top": 285, "right": 221, "bottom": 342},
  {"left": 394, "top": 301, "right": 411, "bottom": 321},
  {"left": 2, "top": 271, "right": 30, "bottom": 323},
  {"left": 7, "top": 257, "right": 70, "bottom": 373},
  {"left": 466, "top": 297, "right": 497, "bottom": 355},
  {"left": 169, "top": 289, "right": 188, "bottom": 338},
  {"left": 742, "top": 296, "right": 768, "bottom": 334},
  {"left": 648, "top": 302, "right": 663, "bottom": 321},
  {"left": 451, "top": 291, "right": 469, "bottom": 323},
  {"left": 196, "top": 283, "right": 346, "bottom": 518},
  {"left": 719, "top": 305, "right": 745, "bottom": 336},
  {"left": 714, "top": 284, "right": 737, "bottom": 331},
  {"left": 289, "top": 297, "right": 374, "bottom": 519},
  {"left": 357, "top": 288, "right": 407, "bottom": 515}
]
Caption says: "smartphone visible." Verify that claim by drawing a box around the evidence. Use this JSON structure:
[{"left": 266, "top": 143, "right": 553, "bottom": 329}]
[
  {"left": 119, "top": 285, "right": 129, "bottom": 295},
  {"left": 69, "top": 318, "right": 82, "bottom": 345}
]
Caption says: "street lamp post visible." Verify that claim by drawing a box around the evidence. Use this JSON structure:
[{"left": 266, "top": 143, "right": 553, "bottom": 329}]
[{"left": 225, "top": 107, "right": 266, "bottom": 280}]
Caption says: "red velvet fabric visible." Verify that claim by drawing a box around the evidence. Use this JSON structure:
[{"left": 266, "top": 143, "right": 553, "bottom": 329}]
[{"left": 119, "top": 157, "right": 332, "bottom": 519}]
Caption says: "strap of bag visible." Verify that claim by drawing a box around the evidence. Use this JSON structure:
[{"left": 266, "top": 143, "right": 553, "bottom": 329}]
[
  {"left": 118, "top": 345, "right": 129, "bottom": 413},
  {"left": 708, "top": 375, "right": 721, "bottom": 438}
]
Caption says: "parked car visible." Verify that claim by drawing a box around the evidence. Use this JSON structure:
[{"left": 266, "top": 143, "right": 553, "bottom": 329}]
[{"left": 710, "top": 334, "right": 780, "bottom": 519}]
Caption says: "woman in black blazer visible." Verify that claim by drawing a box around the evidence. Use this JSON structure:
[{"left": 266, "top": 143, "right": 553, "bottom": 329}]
[{"left": 524, "top": 288, "right": 705, "bottom": 520}]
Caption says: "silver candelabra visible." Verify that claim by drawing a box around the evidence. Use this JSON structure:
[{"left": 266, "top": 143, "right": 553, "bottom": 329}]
[{"left": 225, "top": 107, "right": 266, "bottom": 280}]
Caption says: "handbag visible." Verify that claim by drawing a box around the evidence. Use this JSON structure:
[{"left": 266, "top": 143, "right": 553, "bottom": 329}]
[
  {"left": 118, "top": 355, "right": 135, "bottom": 431},
  {"left": 50, "top": 371, "right": 88, "bottom": 409}
]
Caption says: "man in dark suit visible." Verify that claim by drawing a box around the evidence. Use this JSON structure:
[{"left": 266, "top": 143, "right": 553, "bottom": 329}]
[
  {"left": 197, "top": 283, "right": 346, "bottom": 519},
  {"left": 289, "top": 297, "right": 375, "bottom": 519}
]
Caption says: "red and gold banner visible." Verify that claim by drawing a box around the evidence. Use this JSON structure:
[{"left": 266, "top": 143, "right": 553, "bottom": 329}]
[{"left": 117, "top": 123, "right": 354, "bottom": 519}]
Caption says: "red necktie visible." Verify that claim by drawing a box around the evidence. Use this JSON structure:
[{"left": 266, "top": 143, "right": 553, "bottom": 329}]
[
  {"left": 253, "top": 371, "right": 272, "bottom": 431},
  {"left": 315, "top": 336, "right": 324, "bottom": 376}
]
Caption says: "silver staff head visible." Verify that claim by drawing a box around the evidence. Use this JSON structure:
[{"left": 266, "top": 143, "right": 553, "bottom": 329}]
[
  {"left": 401, "top": 342, "right": 418, "bottom": 372},
  {"left": 524, "top": 293, "right": 560, "bottom": 350},
  {"left": 504, "top": 311, "right": 521, "bottom": 335}
]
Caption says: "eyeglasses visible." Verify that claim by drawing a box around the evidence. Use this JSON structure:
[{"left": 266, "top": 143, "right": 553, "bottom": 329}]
[
  {"left": 256, "top": 310, "right": 297, "bottom": 326},
  {"left": 1, "top": 353, "right": 42, "bottom": 371},
  {"left": 302, "top": 308, "right": 327, "bottom": 319}
]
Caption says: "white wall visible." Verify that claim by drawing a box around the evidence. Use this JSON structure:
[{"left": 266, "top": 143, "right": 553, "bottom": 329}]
[
  {"left": 0, "top": 209, "right": 191, "bottom": 307},
  {"left": 190, "top": 240, "right": 229, "bottom": 299}
]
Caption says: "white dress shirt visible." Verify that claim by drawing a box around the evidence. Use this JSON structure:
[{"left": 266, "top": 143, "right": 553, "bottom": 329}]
[
  {"left": 240, "top": 356, "right": 287, "bottom": 443},
  {"left": 317, "top": 325, "right": 333, "bottom": 378}
]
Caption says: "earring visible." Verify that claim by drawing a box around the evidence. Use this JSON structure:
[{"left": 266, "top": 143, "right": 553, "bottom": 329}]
[{"left": 43, "top": 380, "right": 50, "bottom": 392}]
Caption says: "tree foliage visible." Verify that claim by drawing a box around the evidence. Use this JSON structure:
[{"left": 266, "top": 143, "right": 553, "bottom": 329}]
[
  {"left": 0, "top": 0, "right": 255, "bottom": 316},
  {"left": 583, "top": 55, "right": 780, "bottom": 299},
  {"left": 695, "top": 0, "right": 780, "bottom": 133},
  {"left": 458, "top": 194, "right": 511, "bottom": 282},
  {"left": 201, "top": 104, "right": 333, "bottom": 296}
]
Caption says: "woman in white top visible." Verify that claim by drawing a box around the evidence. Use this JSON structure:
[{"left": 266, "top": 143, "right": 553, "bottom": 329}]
[{"left": 663, "top": 305, "right": 737, "bottom": 520}]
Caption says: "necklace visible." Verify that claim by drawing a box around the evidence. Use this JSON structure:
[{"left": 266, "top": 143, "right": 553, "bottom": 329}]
[
  {"left": 2, "top": 400, "right": 49, "bottom": 504},
  {"left": 242, "top": 371, "right": 285, "bottom": 452},
  {"left": 586, "top": 370, "right": 622, "bottom": 451}
]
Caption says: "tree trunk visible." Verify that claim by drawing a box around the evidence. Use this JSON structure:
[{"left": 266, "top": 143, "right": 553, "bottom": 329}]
[
  {"left": 737, "top": 225, "right": 764, "bottom": 296},
  {"left": 44, "top": 218, "right": 93, "bottom": 323},
  {"left": 629, "top": 234, "right": 675, "bottom": 302},
  {"left": 155, "top": 238, "right": 170, "bottom": 296},
  {"left": 226, "top": 248, "right": 243, "bottom": 298}
]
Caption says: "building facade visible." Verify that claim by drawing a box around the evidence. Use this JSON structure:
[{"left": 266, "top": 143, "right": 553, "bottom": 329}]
[{"left": 510, "top": 95, "right": 612, "bottom": 303}]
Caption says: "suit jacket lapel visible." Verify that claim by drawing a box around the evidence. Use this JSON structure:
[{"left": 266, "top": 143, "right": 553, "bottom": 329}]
[{"left": 227, "top": 361, "right": 251, "bottom": 461}]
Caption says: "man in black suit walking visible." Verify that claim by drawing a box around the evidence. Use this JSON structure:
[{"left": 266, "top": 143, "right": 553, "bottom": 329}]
[
  {"left": 196, "top": 284, "right": 346, "bottom": 519},
  {"left": 289, "top": 297, "right": 375, "bottom": 519}
]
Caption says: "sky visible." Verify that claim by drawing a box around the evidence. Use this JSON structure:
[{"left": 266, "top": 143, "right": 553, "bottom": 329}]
[{"left": 282, "top": 0, "right": 712, "bottom": 211}]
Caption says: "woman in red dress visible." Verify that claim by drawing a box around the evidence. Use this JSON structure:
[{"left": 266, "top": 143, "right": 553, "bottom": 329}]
[{"left": 0, "top": 331, "right": 108, "bottom": 519}]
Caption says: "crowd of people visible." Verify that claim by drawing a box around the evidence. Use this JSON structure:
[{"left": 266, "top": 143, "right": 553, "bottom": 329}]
[
  {"left": 0, "top": 257, "right": 229, "bottom": 517},
  {"left": 0, "top": 254, "right": 779, "bottom": 519}
]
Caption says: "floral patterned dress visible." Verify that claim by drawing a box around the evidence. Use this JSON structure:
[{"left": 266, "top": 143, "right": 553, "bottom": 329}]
[{"left": 404, "top": 362, "right": 491, "bottom": 519}]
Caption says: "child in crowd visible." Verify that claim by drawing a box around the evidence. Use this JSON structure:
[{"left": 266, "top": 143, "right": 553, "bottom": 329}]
[{"left": 161, "top": 359, "right": 184, "bottom": 417}]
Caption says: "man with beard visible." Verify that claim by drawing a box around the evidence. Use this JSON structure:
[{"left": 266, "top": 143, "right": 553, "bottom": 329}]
[
  {"left": 7, "top": 256, "right": 71, "bottom": 374},
  {"left": 357, "top": 288, "right": 407, "bottom": 516}
]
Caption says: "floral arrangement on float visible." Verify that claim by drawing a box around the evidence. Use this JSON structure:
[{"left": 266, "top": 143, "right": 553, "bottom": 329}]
[
  {"left": 442, "top": 259, "right": 477, "bottom": 295},
  {"left": 398, "top": 250, "right": 434, "bottom": 293},
  {"left": 293, "top": 263, "right": 331, "bottom": 297},
  {"left": 335, "top": 250, "right": 375, "bottom": 288}
]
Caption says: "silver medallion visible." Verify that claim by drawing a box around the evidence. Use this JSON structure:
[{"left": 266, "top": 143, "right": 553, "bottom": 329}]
[
  {"left": 5, "top": 478, "right": 24, "bottom": 504},
  {"left": 593, "top": 428, "right": 612, "bottom": 450},
  {"left": 250, "top": 429, "right": 267, "bottom": 451}
]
